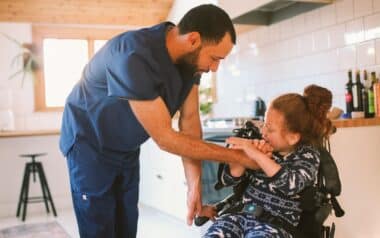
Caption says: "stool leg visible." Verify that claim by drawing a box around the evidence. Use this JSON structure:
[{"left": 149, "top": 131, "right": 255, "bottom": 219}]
[
  {"left": 38, "top": 163, "right": 57, "bottom": 217},
  {"left": 31, "top": 158, "right": 37, "bottom": 182},
  {"left": 36, "top": 162, "right": 50, "bottom": 213},
  {"left": 16, "top": 164, "right": 29, "bottom": 217},
  {"left": 21, "top": 164, "right": 31, "bottom": 221}
]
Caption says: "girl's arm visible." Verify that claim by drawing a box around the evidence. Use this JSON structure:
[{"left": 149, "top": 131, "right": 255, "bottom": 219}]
[
  {"left": 227, "top": 137, "right": 274, "bottom": 177},
  {"left": 226, "top": 137, "right": 279, "bottom": 177},
  {"left": 229, "top": 162, "right": 246, "bottom": 177}
]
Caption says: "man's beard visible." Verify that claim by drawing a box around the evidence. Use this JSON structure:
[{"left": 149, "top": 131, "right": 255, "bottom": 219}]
[{"left": 175, "top": 46, "right": 202, "bottom": 77}]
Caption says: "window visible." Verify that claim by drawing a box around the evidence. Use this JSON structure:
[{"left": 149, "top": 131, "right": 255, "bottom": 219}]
[
  {"left": 199, "top": 72, "right": 216, "bottom": 118},
  {"left": 32, "top": 26, "right": 124, "bottom": 111}
]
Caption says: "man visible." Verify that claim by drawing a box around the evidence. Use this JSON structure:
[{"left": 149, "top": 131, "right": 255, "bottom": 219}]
[{"left": 60, "top": 4, "right": 260, "bottom": 238}]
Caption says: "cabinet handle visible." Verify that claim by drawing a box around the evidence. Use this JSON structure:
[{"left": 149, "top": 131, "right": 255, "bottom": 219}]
[{"left": 156, "top": 174, "right": 163, "bottom": 180}]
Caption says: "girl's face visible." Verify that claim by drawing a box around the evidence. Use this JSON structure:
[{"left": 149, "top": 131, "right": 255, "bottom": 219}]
[{"left": 261, "top": 107, "right": 300, "bottom": 155}]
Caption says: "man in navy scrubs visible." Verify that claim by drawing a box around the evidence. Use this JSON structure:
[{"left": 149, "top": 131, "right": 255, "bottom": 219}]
[{"left": 60, "top": 4, "right": 260, "bottom": 238}]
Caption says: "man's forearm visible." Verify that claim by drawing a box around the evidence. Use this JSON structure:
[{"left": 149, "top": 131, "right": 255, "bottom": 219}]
[
  {"left": 178, "top": 111, "right": 203, "bottom": 188},
  {"left": 156, "top": 131, "right": 259, "bottom": 170},
  {"left": 182, "top": 158, "right": 201, "bottom": 187},
  {"left": 128, "top": 96, "right": 259, "bottom": 169}
]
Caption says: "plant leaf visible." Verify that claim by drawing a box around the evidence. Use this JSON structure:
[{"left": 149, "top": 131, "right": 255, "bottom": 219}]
[
  {"left": 10, "top": 53, "right": 23, "bottom": 67},
  {"left": 21, "top": 71, "right": 26, "bottom": 87},
  {"left": 0, "top": 32, "right": 22, "bottom": 47},
  {"left": 8, "top": 69, "right": 24, "bottom": 80}
]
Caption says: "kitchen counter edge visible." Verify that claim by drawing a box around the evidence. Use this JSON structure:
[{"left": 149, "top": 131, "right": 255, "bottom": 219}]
[{"left": 0, "top": 118, "right": 379, "bottom": 138}]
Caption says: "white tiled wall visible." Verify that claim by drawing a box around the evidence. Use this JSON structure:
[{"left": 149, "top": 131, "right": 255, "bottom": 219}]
[
  {"left": 214, "top": 0, "right": 380, "bottom": 117},
  {"left": 0, "top": 22, "right": 63, "bottom": 130}
]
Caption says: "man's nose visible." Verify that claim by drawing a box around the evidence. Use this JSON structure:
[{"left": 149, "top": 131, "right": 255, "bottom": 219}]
[{"left": 210, "top": 61, "right": 220, "bottom": 72}]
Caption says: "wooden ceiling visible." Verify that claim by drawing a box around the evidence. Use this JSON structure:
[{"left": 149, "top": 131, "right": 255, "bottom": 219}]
[{"left": 0, "top": 0, "right": 174, "bottom": 26}]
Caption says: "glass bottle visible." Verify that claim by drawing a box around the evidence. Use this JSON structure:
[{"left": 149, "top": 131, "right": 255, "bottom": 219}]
[
  {"left": 352, "top": 70, "right": 363, "bottom": 112},
  {"left": 345, "top": 70, "right": 353, "bottom": 117}
]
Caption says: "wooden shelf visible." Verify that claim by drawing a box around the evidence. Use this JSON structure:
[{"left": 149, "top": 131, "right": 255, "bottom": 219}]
[
  {"left": 332, "top": 117, "right": 380, "bottom": 128},
  {"left": 0, "top": 129, "right": 60, "bottom": 138},
  {"left": 0, "top": 118, "right": 379, "bottom": 138}
]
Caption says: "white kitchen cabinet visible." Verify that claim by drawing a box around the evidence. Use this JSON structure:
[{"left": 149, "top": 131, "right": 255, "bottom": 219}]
[{"left": 139, "top": 139, "right": 188, "bottom": 221}]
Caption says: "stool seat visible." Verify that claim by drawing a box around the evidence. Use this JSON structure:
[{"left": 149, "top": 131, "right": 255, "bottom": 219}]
[
  {"left": 19, "top": 153, "right": 47, "bottom": 158},
  {"left": 16, "top": 152, "right": 57, "bottom": 221}
]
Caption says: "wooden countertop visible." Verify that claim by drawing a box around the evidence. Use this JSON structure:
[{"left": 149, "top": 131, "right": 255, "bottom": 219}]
[
  {"left": 332, "top": 117, "right": 380, "bottom": 128},
  {"left": 0, "top": 118, "right": 379, "bottom": 138},
  {"left": 0, "top": 129, "right": 60, "bottom": 138}
]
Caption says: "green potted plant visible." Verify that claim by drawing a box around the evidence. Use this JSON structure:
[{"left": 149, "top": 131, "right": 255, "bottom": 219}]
[
  {"left": 199, "top": 87, "right": 213, "bottom": 117},
  {"left": 1, "top": 32, "right": 39, "bottom": 86}
]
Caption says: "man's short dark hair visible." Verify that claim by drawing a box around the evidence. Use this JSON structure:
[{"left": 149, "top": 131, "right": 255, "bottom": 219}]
[{"left": 177, "top": 4, "right": 236, "bottom": 45}]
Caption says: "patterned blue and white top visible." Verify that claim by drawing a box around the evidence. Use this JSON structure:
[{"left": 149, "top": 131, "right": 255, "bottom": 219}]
[{"left": 222, "top": 145, "right": 320, "bottom": 227}]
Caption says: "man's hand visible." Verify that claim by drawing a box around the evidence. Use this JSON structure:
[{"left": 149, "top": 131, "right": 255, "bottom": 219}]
[
  {"left": 198, "top": 205, "right": 217, "bottom": 221},
  {"left": 178, "top": 85, "right": 203, "bottom": 226},
  {"left": 226, "top": 137, "right": 273, "bottom": 159},
  {"left": 186, "top": 183, "right": 202, "bottom": 225}
]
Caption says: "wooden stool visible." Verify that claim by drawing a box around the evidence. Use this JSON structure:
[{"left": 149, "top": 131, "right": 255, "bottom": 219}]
[{"left": 16, "top": 153, "right": 57, "bottom": 221}]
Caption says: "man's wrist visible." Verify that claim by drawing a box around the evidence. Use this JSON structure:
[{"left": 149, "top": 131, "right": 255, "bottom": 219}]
[{"left": 186, "top": 177, "right": 201, "bottom": 189}]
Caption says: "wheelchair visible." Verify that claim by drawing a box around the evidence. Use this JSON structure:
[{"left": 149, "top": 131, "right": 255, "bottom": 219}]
[{"left": 196, "top": 121, "right": 345, "bottom": 238}]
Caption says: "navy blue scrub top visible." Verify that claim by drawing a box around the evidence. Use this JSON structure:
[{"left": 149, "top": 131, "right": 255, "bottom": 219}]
[{"left": 59, "top": 22, "right": 200, "bottom": 167}]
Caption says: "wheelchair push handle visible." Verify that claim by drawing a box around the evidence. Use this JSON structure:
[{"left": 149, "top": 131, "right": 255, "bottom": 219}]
[{"left": 331, "top": 196, "right": 345, "bottom": 217}]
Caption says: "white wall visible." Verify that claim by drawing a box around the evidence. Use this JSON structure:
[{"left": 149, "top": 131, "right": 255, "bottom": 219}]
[
  {"left": 214, "top": 0, "right": 380, "bottom": 117},
  {"left": 0, "top": 23, "right": 62, "bottom": 131},
  {"left": 0, "top": 135, "right": 71, "bottom": 218},
  {"left": 0, "top": 23, "right": 68, "bottom": 218}
]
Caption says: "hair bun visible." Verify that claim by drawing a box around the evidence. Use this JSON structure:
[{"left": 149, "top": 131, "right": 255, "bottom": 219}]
[
  {"left": 303, "top": 84, "right": 333, "bottom": 142},
  {"left": 303, "top": 84, "right": 332, "bottom": 119}
]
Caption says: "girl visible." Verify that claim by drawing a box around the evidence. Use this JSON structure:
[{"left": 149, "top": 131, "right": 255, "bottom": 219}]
[{"left": 203, "top": 85, "right": 333, "bottom": 238}]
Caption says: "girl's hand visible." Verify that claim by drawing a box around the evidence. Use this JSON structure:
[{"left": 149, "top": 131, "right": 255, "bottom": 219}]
[
  {"left": 227, "top": 137, "right": 280, "bottom": 176},
  {"left": 226, "top": 137, "right": 273, "bottom": 158},
  {"left": 252, "top": 139, "right": 273, "bottom": 157}
]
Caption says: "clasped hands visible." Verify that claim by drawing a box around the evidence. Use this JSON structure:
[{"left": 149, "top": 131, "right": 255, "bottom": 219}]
[
  {"left": 198, "top": 137, "right": 273, "bottom": 222},
  {"left": 226, "top": 137, "right": 273, "bottom": 158}
]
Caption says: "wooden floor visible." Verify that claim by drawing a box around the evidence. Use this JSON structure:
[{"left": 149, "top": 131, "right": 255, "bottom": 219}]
[{"left": 0, "top": 204, "right": 208, "bottom": 238}]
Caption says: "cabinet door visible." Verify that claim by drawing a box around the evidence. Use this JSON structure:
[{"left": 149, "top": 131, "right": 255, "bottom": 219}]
[
  {"left": 139, "top": 140, "right": 155, "bottom": 206},
  {"left": 139, "top": 139, "right": 188, "bottom": 220}
]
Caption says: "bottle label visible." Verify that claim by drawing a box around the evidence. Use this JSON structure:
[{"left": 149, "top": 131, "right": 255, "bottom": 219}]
[
  {"left": 368, "top": 90, "right": 375, "bottom": 114},
  {"left": 352, "top": 85, "right": 358, "bottom": 108},
  {"left": 345, "top": 93, "right": 352, "bottom": 103}
]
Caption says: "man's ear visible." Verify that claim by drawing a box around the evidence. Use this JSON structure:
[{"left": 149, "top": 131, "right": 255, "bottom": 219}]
[
  {"left": 286, "top": 132, "right": 301, "bottom": 146},
  {"left": 186, "top": 32, "right": 201, "bottom": 50}
]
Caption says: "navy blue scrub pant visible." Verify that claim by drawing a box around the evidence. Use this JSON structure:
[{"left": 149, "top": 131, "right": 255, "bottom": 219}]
[{"left": 67, "top": 142, "right": 140, "bottom": 238}]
